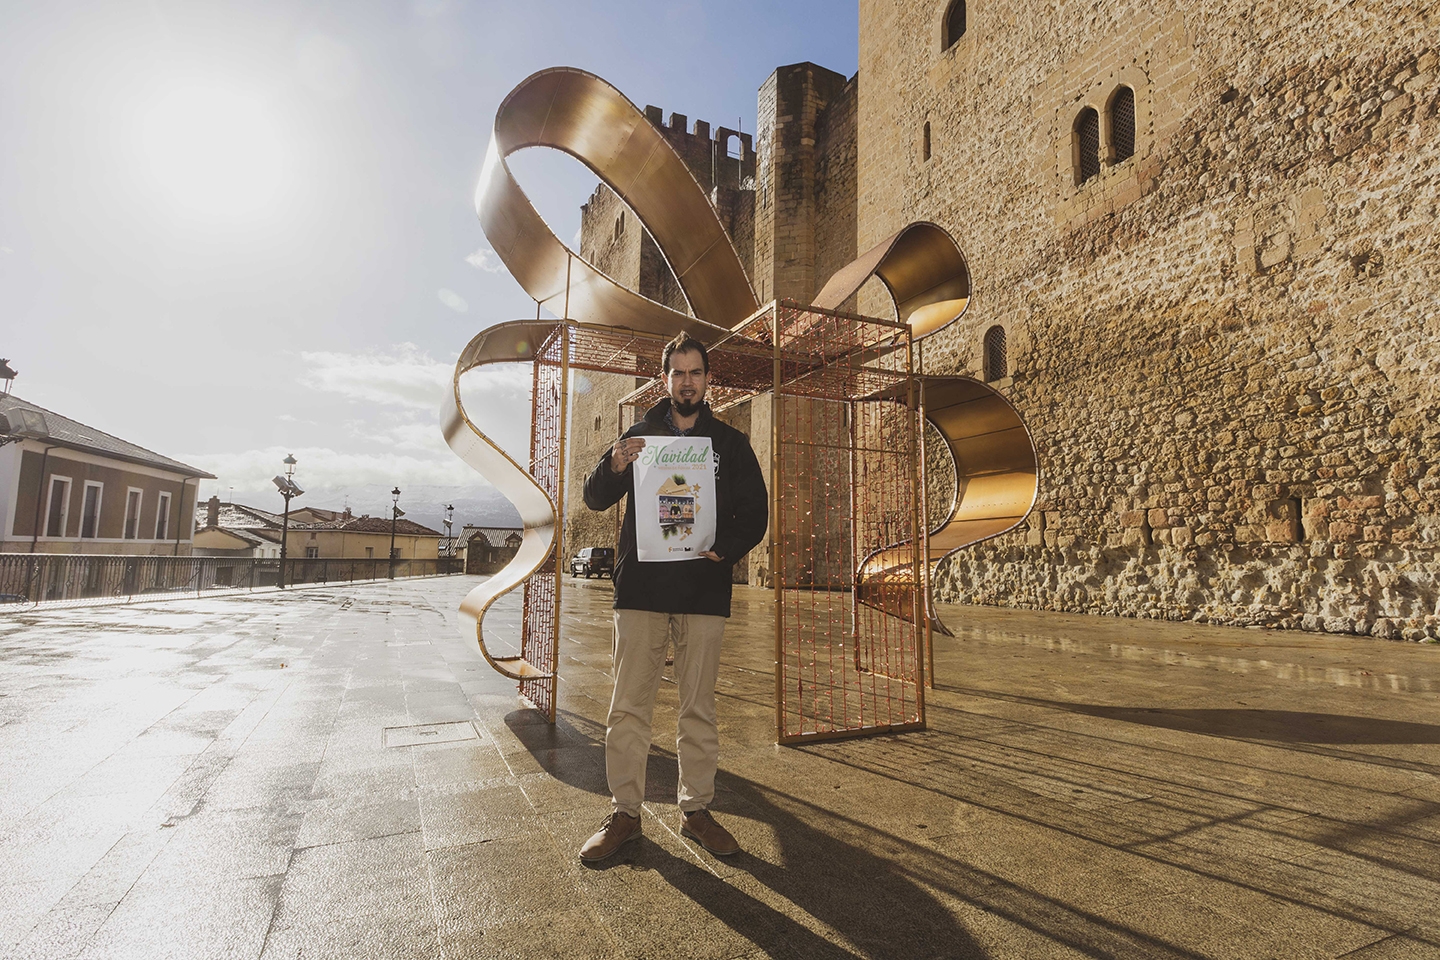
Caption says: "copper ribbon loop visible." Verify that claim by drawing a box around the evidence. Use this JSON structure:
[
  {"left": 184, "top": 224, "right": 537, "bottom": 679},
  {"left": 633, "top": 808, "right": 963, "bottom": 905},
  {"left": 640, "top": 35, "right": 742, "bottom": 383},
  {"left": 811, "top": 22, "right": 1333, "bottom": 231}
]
[{"left": 442, "top": 66, "right": 1037, "bottom": 675}]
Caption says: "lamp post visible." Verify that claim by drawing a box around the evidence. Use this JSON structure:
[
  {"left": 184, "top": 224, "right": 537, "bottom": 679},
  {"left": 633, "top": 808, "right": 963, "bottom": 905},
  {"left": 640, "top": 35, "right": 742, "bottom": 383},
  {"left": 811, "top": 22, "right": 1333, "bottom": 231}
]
[
  {"left": 389, "top": 486, "right": 401, "bottom": 579},
  {"left": 443, "top": 504, "right": 455, "bottom": 561},
  {"left": 274, "top": 455, "right": 302, "bottom": 589}
]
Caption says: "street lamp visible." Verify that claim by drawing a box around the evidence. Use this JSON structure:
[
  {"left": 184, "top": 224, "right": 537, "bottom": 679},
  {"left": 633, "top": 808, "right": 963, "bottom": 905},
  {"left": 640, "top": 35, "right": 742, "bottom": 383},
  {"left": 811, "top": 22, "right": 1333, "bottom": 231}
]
[
  {"left": 272, "top": 455, "right": 303, "bottom": 588},
  {"left": 443, "top": 504, "right": 455, "bottom": 560},
  {"left": 389, "top": 486, "right": 402, "bottom": 578}
]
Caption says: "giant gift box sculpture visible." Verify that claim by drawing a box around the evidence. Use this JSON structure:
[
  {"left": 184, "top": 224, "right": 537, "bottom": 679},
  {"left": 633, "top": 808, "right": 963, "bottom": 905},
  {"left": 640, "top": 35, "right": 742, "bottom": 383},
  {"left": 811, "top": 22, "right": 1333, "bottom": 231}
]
[{"left": 442, "top": 68, "right": 1037, "bottom": 744}]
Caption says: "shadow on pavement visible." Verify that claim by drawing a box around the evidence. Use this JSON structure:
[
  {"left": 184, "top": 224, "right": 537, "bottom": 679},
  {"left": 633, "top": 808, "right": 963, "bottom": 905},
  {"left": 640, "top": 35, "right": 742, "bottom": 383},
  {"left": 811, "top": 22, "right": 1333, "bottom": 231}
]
[
  {"left": 1062, "top": 705, "right": 1440, "bottom": 744},
  {"left": 507, "top": 710, "right": 985, "bottom": 959},
  {"left": 503, "top": 710, "right": 1228, "bottom": 959}
]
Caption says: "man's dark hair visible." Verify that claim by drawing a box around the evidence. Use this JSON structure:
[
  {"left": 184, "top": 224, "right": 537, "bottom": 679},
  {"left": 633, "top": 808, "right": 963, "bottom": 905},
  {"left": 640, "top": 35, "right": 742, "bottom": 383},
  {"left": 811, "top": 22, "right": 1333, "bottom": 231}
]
[{"left": 662, "top": 333, "right": 709, "bottom": 374}]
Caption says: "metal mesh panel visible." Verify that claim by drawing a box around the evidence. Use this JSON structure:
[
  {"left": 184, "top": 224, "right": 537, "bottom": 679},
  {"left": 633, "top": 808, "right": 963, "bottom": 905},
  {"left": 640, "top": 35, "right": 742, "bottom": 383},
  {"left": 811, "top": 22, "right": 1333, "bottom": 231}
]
[
  {"left": 1111, "top": 86, "right": 1136, "bottom": 163},
  {"left": 520, "top": 305, "right": 928, "bottom": 741},
  {"left": 520, "top": 328, "right": 566, "bottom": 718},
  {"left": 743, "top": 303, "right": 926, "bottom": 743},
  {"left": 1076, "top": 108, "right": 1101, "bottom": 183}
]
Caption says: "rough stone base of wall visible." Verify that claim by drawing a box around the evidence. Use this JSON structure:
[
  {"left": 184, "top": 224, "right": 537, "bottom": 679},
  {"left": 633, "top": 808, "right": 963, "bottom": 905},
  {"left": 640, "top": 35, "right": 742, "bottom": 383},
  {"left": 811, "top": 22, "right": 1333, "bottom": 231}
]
[{"left": 933, "top": 534, "right": 1440, "bottom": 642}]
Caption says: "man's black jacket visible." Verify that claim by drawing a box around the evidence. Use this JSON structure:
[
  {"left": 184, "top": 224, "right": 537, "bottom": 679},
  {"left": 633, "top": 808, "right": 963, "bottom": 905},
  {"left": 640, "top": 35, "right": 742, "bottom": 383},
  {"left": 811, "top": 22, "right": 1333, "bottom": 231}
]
[{"left": 582, "top": 398, "right": 768, "bottom": 618}]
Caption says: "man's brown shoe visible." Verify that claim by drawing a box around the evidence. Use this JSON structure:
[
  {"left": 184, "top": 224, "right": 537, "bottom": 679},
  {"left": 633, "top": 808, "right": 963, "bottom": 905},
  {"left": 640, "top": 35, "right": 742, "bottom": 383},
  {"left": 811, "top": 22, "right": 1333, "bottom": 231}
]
[
  {"left": 681, "top": 809, "right": 740, "bottom": 856},
  {"left": 579, "top": 812, "right": 641, "bottom": 862}
]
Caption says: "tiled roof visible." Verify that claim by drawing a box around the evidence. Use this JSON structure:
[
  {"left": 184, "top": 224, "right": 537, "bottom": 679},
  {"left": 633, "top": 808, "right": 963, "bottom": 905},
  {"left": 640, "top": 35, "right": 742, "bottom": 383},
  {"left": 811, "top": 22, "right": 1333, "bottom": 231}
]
[
  {"left": 199, "top": 503, "right": 439, "bottom": 537},
  {"left": 465, "top": 526, "right": 524, "bottom": 545},
  {"left": 214, "top": 503, "right": 286, "bottom": 529},
  {"left": 214, "top": 527, "right": 277, "bottom": 547},
  {"left": 295, "top": 515, "right": 443, "bottom": 537},
  {"left": 0, "top": 393, "right": 215, "bottom": 477}
]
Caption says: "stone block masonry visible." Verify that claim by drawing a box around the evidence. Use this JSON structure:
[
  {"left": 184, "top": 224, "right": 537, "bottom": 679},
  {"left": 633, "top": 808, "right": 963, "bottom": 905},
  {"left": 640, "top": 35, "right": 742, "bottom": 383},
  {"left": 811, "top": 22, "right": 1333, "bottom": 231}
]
[{"left": 859, "top": 0, "right": 1440, "bottom": 639}]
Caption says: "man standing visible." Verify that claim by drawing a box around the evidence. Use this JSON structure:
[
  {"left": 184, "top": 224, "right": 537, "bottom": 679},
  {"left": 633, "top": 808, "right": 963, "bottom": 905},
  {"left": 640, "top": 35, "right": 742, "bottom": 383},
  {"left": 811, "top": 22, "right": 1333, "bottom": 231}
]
[{"left": 578, "top": 332, "right": 768, "bottom": 861}]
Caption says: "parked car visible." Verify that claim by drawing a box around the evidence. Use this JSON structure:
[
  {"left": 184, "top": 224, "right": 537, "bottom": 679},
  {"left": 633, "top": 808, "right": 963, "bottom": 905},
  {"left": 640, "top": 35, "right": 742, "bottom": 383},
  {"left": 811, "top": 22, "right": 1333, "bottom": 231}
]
[{"left": 569, "top": 547, "right": 614, "bottom": 579}]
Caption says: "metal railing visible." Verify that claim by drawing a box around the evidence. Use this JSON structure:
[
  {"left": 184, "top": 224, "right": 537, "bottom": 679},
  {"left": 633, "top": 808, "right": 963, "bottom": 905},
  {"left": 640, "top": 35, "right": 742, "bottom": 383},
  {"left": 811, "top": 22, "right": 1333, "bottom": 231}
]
[{"left": 0, "top": 554, "right": 465, "bottom": 608}]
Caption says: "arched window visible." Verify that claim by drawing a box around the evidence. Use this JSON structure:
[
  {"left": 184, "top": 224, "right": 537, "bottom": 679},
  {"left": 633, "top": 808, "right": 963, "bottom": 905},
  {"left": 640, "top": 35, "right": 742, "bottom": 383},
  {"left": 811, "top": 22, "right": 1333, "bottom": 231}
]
[
  {"left": 943, "top": 0, "right": 966, "bottom": 49},
  {"left": 1109, "top": 86, "right": 1135, "bottom": 163},
  {"left": 922, "top": 121, "right": 931, "bottom": 161},
  {"left": 983, "top": 325, "right": 1007, "bottom": 382},
  {"left": 1075, "top": 107, "right": 1100, "bottom": 184}
]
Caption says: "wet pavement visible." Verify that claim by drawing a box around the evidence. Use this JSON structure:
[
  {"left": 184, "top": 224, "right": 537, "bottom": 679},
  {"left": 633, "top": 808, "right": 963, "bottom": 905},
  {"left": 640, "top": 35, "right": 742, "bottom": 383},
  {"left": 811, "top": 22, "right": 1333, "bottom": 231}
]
[{"left": 1, "top": 575, "right": 1438, "bottom": 960}]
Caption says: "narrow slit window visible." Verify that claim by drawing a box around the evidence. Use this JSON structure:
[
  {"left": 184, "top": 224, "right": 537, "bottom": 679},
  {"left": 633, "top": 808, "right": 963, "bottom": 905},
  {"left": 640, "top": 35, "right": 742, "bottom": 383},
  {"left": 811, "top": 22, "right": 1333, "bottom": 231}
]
[
  {"left": 922, "top": 121, "right": 932, "bottom": 161},
  {"left": 1289, "top": 497, "right": 1305, "bottom": 542},
  {"left": 1075, "top": 108, "right": 1101, "bottom": 184},
  {"left": 1110, "top": 86, "right": 1135, "bottom": 163},
  {"left": 944, "top": 0, "right": 966, "bottom": 48},
  {"left": 983, "top": 325, "right": 1007, "bottom": 382}
]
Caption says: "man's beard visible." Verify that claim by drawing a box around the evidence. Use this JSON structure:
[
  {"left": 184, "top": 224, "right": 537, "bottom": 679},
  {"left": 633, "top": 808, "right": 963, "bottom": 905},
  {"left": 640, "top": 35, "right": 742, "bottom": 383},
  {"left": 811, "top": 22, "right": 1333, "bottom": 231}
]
[{"left": 672, "top": 396, "right": 701, "bottom": 417}]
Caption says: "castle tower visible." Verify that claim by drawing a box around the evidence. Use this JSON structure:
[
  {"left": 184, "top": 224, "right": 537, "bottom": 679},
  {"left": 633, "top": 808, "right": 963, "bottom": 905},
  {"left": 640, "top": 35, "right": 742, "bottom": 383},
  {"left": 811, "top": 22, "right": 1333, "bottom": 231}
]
[{"left": 562, "top": 69, "right": 860, "bottom": 586}]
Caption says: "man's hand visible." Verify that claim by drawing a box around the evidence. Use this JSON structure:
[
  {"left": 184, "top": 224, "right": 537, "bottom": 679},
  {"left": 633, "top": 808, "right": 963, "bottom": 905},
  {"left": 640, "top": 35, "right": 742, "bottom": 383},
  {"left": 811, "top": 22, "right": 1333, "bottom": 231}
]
[
  {"left": 700, "top": 550, "right": 725, "bottom": 562},
  {"left": 609, "top": 437, "right": 646, "bottom": 474}
]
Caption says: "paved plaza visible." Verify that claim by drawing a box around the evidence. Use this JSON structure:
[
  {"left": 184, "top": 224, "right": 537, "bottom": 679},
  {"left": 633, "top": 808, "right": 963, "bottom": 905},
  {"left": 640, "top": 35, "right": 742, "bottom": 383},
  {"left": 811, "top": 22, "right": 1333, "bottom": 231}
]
[{"left": 1, "top": 576, "right": 1438, "bottom": 959}]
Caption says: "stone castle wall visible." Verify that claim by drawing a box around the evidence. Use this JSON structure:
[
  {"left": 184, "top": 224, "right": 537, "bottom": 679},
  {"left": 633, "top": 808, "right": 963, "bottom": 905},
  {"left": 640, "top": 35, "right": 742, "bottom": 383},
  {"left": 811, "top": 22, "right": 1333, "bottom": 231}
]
[{"left": 858, "top": 0, "right": 1440, "bottom": 639}]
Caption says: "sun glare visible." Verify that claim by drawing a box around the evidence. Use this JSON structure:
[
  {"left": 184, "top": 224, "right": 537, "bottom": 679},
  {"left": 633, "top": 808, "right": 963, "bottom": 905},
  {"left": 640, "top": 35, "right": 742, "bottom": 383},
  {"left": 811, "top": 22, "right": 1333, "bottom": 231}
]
[{"left": 137, "top": 85, "right": 286, "bottom": 219}]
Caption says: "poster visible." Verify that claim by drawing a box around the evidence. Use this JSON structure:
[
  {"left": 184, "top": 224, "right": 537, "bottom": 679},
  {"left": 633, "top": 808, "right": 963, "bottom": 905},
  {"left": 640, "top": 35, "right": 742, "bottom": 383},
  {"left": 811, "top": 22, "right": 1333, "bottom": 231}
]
[{"left": 632, "top": 436, "right": 716, "bottom": 561}]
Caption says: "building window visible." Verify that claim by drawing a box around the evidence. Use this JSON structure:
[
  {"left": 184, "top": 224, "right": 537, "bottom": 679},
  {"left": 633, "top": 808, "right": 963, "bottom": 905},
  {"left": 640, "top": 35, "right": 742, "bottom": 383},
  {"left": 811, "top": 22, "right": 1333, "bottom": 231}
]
[
  {"left": 45, "top": 477, "right": 71, "bottom": 538},
  {"left": 366, "top": 546, "right": 374, "bottom": 559},
  {"left": 1075, "top": 108, "right": 1101, "bottom": 184},
  {"left": 124, "top": 488, "right": 143, "bottom": 539},
  {"left": 155, "top": 492, "right": 171, "bottom": 541},
  {"left": 983, "top": 325, "right": 1007, "bottom": 382},
  {"left": 943, "top": 0, "right": 966, "bottom": 48},
  {"left": 1109, "top": 86, "right": 1136, "bottom": 163},
  {"left": 305, "top": 546, "right": 319, "bottom": 559},
  {"left": 614, "top": 211, "right": 625, "bottom": 240},
  {"left": 80, "top": 482, "right": 103, "bottom": 538},
  {"left": 922, "top": 121, "right": 932, "bottom": 161}
]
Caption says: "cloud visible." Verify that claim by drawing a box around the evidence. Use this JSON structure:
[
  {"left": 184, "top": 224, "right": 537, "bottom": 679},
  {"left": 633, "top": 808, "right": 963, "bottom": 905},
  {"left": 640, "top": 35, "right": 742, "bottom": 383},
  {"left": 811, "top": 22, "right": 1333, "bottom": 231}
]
[
  {"left": 464, "top": 247, "right": 506, "bottom": 273},
  {"left": 182, "top": 444, "right": 485, "bottom": 491},
  {"left": 0, "top": 247, "right": 11, "bottom": 254},
  {"left": 301, "top": 342, "right": 451, "bottom": 410},
  {"left": 199, "top": 345, "right": 538, "bottom": 518},
  {"left": 295, "top": 343, "right": 531, "bottom": 459},
  {"left": 437, "top": 288, "right": 468, "bottom": 313}
]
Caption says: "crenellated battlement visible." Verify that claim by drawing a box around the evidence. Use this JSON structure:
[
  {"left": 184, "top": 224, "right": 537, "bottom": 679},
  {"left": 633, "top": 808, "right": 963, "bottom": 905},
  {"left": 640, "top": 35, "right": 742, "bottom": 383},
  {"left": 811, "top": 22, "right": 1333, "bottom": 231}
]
[{"left": 640, "top": 104, "right": 756, "bottom": 191}]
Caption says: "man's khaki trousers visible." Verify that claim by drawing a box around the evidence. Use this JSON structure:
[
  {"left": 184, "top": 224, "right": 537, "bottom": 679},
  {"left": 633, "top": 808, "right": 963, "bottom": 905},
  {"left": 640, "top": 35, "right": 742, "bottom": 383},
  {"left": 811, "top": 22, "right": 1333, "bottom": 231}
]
[{"left": 607, "top": 610, "right": 726, "bottom": 817}]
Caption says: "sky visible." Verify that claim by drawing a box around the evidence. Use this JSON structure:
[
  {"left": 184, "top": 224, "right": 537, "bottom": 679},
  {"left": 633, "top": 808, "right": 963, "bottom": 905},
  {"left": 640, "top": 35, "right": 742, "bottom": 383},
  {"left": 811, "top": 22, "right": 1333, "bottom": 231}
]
[{"left": 0, "top": 0, "right": 857, "bottom": 531}]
